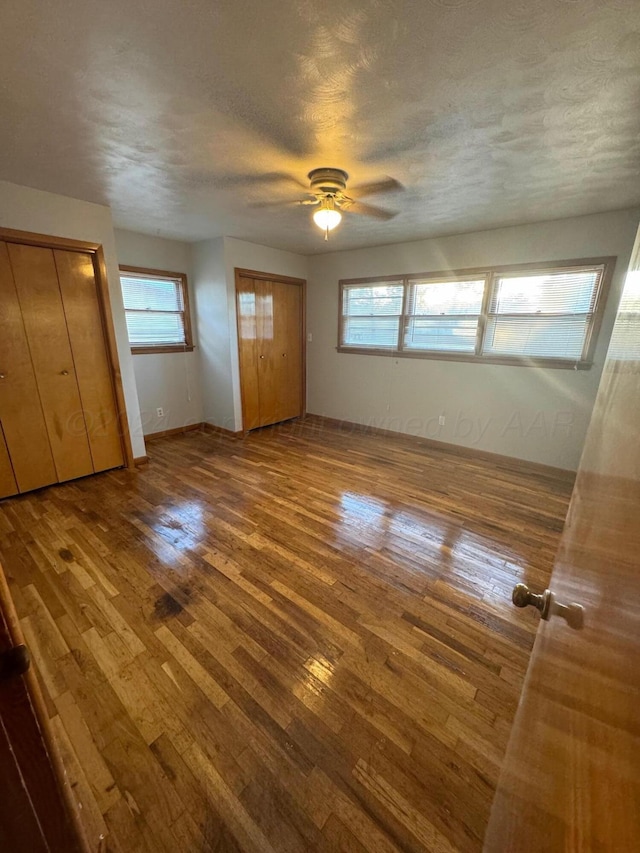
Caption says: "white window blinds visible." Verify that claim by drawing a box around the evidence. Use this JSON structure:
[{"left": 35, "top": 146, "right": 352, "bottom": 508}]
[
  {"left": 483, "top": 266, "right": 604, "bottom": 360},
  {"left": 404, "top": 278, "right": 485, "bottom": 353},
  {"left": 339, "top": 260, "right": 609, "bottom": 367},
  {"left": 120, "top": 272, "right": 188, "bottom": 349},
  {"left": 341, "top": 282, "right": 404, "bottom": 349}
]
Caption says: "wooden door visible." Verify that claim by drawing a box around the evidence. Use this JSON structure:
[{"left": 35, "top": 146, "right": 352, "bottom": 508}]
[
  {"left": 0, "top": 241, "right": 57, "bottom": 496},
  {"left": 236, "top": 271, "right": 305, "bottom": 431},
  {"left": 271, "top": 279, "right": 303, "bottom": 424},
  {"left": 484, "top": 249, "right": 640, "bottom": 849},
  {"left": 55, "top": 250, "right": 124, "bottom": 472},
  {"left": 237, "top": 275, "right": 262, "bottom": 430},
  {"left": 7, "top": 243, "right": 94, "bottom": 483},
  {"left": 0, "top": 561, "right": 88, "bottom": 852},
  {"left": 0, "top": 427, "right": 18, "bottom": 498}
]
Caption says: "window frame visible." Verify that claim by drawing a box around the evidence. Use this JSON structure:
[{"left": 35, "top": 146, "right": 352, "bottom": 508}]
[
  {"left": 119, "top": 265, "right": 194, "bottom": 355},
  {"left": 337, "top": 257, "right": 615, "bottom": 369}
]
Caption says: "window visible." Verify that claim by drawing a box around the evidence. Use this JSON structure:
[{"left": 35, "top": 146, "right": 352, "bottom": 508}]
[
  {"left": 119, "top": 266, "right": 193, "bottom": 354},
  {"left": 339, "top": 259, "right": 613, "bottom": 368},
  {"left": 341, "top": 281, "right": 404, "bottom": 349},
  {"left": 404, "top": 277, "right": 485, "bottom": 353}
]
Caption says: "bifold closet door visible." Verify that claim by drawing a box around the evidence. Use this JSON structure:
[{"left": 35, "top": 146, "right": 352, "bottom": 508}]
[
  {"left": 7, "top": 243, "right": 94, "bottom": 483},
  {"left": 256, "top": 279, "right": 302, "bottom": 426},
  {"left": 237, "top": 274, "right": 303, "bottom": 431},
  {"left": 0, "top": 242, "right": 57, "bottom": 495},
  {"left": 236, "top": 275, "right": 261, "bottom": 430},
  {"left": 54, "top": 250, "right": 124, "bottom": 472}
]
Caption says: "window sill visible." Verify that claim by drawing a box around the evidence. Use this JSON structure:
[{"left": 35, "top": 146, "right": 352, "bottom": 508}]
[
  {"left": 131, "top": 345, "right": 195, "bottom": 355},
  {"left": 336, "top": 346, "right": 592, "bottom": 370}
]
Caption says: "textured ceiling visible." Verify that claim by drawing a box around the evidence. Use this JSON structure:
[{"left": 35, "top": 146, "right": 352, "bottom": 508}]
[{"left": 1, "top": 0, "right": 639, "bottom": 253}]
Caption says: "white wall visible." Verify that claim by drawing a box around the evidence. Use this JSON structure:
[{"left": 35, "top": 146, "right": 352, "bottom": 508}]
[
  {"left": 306, "top": 208, "right": 640, "bottom": 471},
  {"left": 0, "top": 181, "right": 145, "bottom": 458},
  {"left": 192, "top": 236, "right": 307, "bottom": 431},
  {"left": 114, "top": 229, "right": 203, "bottom": 436}
]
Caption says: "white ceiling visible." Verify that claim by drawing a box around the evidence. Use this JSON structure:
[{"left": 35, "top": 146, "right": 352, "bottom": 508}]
[{"left": 1, "top": 0, "right": 639, "bottom": 254}]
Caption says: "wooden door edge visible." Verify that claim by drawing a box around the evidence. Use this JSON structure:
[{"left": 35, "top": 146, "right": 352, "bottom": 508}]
[{"left": 0, "top": 566, "right": 91, "bottom": 852}]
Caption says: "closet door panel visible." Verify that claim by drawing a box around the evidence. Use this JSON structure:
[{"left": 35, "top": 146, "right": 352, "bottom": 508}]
[
  {"left": 0, "top": 427, "right": 18, "bottom": 499},
  {"left": 0, "top": 242, "right": 57, "bottom": 493},
  {"left": 271, "top": 281, "right": 303, "bottom": 423},
  {"left": 256, "top": 280, "right": 279, "bottom": 427},
  {"left": 237, "top": 276, "right": 261, "bottom": 430},
  {"left": 8, "top": 243, "right": 94, "bottom": 483},
  {"left": 54, "top": 250, "right": 124, "bottom": 472}
]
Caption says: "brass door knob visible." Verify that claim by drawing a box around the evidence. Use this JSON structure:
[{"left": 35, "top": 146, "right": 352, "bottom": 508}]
[
  {"left": 259, "top": 355, "right": 265, "bottom": 359},
  {"left": 282, "top": 352, "right": 287, "bottom": 357},
  {"left": 0, "top": 373, "right": 5, "bottom": 379},
  {"left": 512, "top": 583, "right": 551, "bottom": 618},
  {"left": 61, "top": 369, "right": 70, "bottom": 376},
  {"left": 512, "top": 583, "right": 584, "bottom": 630}
]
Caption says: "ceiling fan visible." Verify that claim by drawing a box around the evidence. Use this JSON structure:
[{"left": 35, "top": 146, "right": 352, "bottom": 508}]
[{"left": 254, "top": 168, "right": 402, "bottom": 240}]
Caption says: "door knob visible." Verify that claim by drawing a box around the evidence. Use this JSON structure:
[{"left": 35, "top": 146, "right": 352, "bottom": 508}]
[
  {"left": 0, "top": 373, "right": 5, "bottom": 379},
  {"left": 259, "top": 355, "right": 265, "bottom": 359},
  {"left": 61, "top": 369, "right": 70, "bottom": 376},
  {"left": 512, "top": 583, "right": 584, "bottom": 630},
  {"left": 282, "top": 353, "right": 287, "bottom": 357}
]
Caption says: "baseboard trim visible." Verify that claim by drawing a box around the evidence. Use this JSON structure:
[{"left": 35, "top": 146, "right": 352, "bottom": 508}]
[
  {"left": 144, "top": 423, "right": 205, "bottom": 443},
  {"left": 304, "top": 414, "right": 576, "bottom": 484},
  {"left": 133, "top": 455, "right": 149, "bottom": 467},
  {"left": 202, "top": 422, "right": 243, "bottom": 439}
]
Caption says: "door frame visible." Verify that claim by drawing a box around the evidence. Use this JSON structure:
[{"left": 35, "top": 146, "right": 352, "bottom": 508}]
[
  {"left": 0, "top": 227, "right": 135, "bottom": 470},
  {"left": 234, "top": 267, "right": 307, "bottom": 433}
]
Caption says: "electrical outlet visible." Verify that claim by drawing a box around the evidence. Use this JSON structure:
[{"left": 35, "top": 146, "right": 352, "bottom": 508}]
[
  {"left": 156, "top": 407, "right": 164, "bottom": 418},
  {"left": 438, "top": 415, "right": 445, "bottom": 426}
]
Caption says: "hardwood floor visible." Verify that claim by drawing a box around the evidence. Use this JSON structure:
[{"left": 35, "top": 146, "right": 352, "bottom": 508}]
[{"left": 0, "top": 420, "right": 572, "bottom": 852}]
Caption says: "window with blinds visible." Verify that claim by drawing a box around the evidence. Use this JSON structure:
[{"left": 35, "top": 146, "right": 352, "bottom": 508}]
[
  {"left": 119, "top": 268, "right": 192, "bottom": 353},
  {"left": 404, "top": 278, "right": 485, "bottom": 353},
  {"left": 483, "top": 266, "right": 604, "bottom": 360},
  {"left": 341, "top": 282, "right": 404, "bottom": 349},
  {"left": 339, "top": 259, "right": 611, "bottom": 368}
]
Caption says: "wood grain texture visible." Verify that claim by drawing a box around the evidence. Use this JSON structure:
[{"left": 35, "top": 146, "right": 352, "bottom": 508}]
[
  {"left": 0, "top": 241, "right": 57, "bottom": 495},
  {"left": 0, "top": 424, "right": 18, "bottom": 499},
  {"left": 0, "top": 421, "right": 572, "bottom": 851},
  {"left": 0, "top": 558, "right": 88, "bottom": 852},
  {"left": 485, "top": 281, "right": 640, "bottom": 848},
  {"left": 7, "top": 243, "right": 94, "bottom": 483},
  {"left": 55, "top": 250, "right": 124, "bottom": 474},
  {"left": 236, "top": 275, "right": 262, "bottom": 431}
]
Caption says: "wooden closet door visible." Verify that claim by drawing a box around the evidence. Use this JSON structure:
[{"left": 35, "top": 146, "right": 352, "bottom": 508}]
[
  {"left": 236, "top": 276, "right": 261, "bottom": 430},
  {"left": 255, "top": 279, "right": 277, "bottom": 427},
  {"left": 0, "top": 242, "right": 57, "bottom": 495},
  {"left": 54, "top": 250, "right": 124, "bottom": 472},
  {"left": 8, "top": 244, "right": 94, "bottom": 483},
  {"left": 271, "top": 280, "right": 302, "bottom": 423},
  {"left": 256, "top": 280, "right": 302, "bottom": 427}
]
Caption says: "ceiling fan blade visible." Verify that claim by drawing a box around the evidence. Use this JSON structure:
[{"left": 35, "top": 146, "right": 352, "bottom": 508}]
[
  {"left": 217, "top": 172, "right": 309, "bottom": 191},
  {"left": 249, "top": 198, "right": 304, "bottom": 209},
  {"left": 350, "top": 177, "right": 403, "bottom": 198},
  {"left": 345, "top": 200, "right": 397, "bottom": 220},
  {"left": 249, "top": 196, "right": 319, "bottom": 209}
]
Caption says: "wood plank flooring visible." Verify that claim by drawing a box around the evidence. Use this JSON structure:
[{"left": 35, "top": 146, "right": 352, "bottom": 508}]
[{"left": 0, "top": 419, "right": 573, "bottom": 852}]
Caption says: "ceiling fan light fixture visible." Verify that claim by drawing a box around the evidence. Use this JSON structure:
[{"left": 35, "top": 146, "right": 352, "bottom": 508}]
[{"left": 313, "top": 198, "right": 341, "bottom": 238}]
